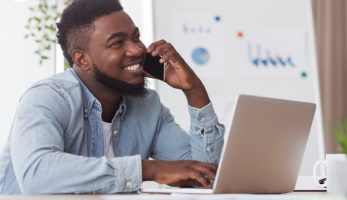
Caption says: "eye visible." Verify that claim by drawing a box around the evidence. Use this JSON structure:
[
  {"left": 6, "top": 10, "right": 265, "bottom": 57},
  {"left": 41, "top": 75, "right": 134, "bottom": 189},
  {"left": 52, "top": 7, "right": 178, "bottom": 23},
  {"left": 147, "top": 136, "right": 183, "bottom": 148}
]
[
  {"left": 110, "top": 40, "right": 123, "bottom": 48},
  {"left": 134, "top": 33, "right": 141, "bottom": 42}
]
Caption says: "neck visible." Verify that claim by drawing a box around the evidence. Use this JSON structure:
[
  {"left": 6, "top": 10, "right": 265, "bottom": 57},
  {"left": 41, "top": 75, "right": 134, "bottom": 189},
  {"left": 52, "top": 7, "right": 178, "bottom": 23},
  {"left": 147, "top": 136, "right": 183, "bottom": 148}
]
[{"left": 75, "top": 69, "right": 122, "bottom": 123}]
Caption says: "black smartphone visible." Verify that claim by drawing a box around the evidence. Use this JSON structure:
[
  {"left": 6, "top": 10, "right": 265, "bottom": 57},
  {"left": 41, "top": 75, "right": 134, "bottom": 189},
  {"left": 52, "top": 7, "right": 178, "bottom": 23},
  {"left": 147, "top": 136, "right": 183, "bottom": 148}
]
[{"left": 143, "top": 53, "right": 165, "bottom": 80}]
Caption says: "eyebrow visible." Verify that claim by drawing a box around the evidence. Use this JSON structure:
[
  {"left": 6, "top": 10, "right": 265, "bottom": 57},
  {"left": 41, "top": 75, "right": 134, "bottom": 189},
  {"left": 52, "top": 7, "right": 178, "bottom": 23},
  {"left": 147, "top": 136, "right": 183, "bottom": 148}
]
[{"left": 106, "top": 27, "right": 140, "bottom": 43}]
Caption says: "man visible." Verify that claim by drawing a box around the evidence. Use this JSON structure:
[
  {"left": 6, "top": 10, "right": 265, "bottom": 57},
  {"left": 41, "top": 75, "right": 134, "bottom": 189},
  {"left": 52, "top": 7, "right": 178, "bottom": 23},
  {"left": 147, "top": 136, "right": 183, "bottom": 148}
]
[{"left": 0, "top": 0, "right": 224, "bottom": 194}]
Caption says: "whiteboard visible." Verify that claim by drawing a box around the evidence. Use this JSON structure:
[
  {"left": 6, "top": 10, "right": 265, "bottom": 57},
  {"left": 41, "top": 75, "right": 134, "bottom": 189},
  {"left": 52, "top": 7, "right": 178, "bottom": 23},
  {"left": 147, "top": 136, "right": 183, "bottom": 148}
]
[{"left": 153, "top": 0, "right": 324, "bottom": 175}]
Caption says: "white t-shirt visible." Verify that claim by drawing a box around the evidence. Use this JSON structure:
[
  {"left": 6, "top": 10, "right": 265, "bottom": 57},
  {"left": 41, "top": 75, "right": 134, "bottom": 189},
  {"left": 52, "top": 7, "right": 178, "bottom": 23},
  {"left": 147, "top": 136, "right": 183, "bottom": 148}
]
[{"left": 102, "top": 121, "right": 115, "bottom": 158}]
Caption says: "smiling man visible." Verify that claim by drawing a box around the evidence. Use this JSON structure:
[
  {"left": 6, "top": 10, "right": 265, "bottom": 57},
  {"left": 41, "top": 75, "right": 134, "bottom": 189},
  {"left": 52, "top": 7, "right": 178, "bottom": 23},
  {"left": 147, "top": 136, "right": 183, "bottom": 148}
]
[{"left": 0, "top": 0, "right": 224, "bottom": 194}]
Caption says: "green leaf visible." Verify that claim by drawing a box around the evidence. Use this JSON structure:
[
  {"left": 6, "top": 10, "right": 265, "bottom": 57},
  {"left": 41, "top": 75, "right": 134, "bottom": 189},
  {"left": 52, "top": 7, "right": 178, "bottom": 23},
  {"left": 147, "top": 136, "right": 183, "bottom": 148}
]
[
  {"left": 333, "top": 120, "right": 347, "bottom": 155},
  {"left": 343, "top": 119, "right": 347, "bottom": 135},
  {"left": 25, "top": 0, "right": 72, "bottom": 65},
  {"left": 38, "top": 4, "right": 43, "bottom": 12},
  {"left": 45, "top": 44, "right": 51, "bottom": 50}
]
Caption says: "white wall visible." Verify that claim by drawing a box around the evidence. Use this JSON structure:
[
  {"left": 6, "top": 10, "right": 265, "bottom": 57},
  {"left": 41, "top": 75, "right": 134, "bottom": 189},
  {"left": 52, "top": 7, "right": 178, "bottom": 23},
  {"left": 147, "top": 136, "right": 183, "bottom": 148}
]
[
  {"left": 153, "top": 0, "right": 324, "bottom": 175},
  {"left": 0, "top": 0, "right": 56, "bottom": 150},
  {"left": 120, "top": 0, "right": 156, "bottom": 89},
  {"left": 120, "top": 0, "right": 153, "bottom": 47},
  {"left": 0, "top": 0, "right": 152, "bottom": 150}
]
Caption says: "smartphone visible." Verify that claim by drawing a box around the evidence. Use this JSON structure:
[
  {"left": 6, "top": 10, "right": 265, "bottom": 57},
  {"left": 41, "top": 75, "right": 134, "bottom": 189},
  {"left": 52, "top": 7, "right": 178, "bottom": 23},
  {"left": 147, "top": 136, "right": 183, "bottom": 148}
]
[{"left": 143, "top": 53, "right": 165, "bottom": 80}]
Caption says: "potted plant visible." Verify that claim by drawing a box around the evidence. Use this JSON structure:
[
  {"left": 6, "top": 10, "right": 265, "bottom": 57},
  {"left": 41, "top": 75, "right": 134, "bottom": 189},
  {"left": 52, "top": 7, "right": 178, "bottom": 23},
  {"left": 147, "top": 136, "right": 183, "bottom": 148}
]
[
  {"left": 327, "top": 119, "right": 347, "bottom": 195},
  {"left": 333, "top": 119, "right": 347, "bottom": 156},
  {"left": 24, "top": 0, "right": 71, "bottom": 65}
]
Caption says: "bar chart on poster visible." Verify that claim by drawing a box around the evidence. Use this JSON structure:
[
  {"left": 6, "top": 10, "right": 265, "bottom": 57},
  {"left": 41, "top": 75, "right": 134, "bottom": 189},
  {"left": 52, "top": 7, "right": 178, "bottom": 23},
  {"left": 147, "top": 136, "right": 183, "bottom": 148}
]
[{"left": 153, "top": 0, "right": 324, "bottom": 175}]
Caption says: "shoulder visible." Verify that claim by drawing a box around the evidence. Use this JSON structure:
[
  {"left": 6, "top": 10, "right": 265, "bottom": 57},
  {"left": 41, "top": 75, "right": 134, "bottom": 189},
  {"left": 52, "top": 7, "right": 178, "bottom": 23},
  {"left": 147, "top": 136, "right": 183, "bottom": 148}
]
[
  {"left": 29, "top": 68, "right": 80, "bottom": 94},
  {"left": 18, "top": 69, "right": 82, "bottom": 121}
]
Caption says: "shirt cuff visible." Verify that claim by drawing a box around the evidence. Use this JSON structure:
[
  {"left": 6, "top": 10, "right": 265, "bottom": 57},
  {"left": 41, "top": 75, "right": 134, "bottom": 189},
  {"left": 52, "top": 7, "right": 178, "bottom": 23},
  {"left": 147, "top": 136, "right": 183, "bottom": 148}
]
[
  {"left": 111, "top": 155, "right": 142, "bottom": 192},
  {"left": 188, "top": 102, "right": 218, "bottom": 135}
]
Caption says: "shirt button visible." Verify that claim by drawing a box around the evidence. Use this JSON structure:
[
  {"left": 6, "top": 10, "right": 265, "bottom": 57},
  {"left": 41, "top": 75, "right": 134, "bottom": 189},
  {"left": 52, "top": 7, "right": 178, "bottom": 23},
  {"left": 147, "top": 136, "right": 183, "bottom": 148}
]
[
  {"left": 84, "top": 109, "right": 88, "bottom": 118},
  {"left": 199, "top": 116, "right": 205, "bottom": 122},
  {"left": 126, "top": 181, "right": 132, "bottom": 188},
  {"left": 206, "top": 147, "right": 211, "bottom": 151},
  {"left": 113, "top": 130, "right": 118, "bottom": 135}
]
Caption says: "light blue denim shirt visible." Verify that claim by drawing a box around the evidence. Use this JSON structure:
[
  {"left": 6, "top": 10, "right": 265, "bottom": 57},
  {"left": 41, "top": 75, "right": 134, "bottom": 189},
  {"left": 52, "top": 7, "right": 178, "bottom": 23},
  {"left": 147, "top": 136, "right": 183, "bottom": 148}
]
[{"left": 0, "top": 68, "right": 224, "bottom": 194}]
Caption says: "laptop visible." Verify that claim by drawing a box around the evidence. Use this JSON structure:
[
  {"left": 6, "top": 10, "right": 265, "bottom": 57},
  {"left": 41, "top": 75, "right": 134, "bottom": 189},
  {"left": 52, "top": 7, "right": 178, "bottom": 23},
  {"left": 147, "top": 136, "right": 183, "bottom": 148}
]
[{"left": 141, "top": 94, "right": 316, "bottom": 194}]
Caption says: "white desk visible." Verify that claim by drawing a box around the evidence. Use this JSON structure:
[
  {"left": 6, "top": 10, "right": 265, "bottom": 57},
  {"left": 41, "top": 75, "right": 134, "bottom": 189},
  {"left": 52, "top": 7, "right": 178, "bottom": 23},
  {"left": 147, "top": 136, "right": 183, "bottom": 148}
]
[{"left": 0, "top": 192, "right": 332, "bottom": 200}]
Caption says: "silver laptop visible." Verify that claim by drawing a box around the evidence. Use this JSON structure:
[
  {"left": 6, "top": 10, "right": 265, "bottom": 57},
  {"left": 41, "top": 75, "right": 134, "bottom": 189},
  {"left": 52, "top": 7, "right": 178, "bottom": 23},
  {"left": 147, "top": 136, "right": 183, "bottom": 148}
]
[{"left": 141, "top": 94, "right": 316, "bottom": 194}]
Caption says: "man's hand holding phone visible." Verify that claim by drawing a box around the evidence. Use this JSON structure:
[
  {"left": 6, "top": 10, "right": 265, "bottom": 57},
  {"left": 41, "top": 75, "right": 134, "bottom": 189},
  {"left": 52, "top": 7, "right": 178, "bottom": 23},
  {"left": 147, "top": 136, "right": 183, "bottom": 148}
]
[
  {"left": 145, "top": 40, "right": 197, "bottom": 90},
  {"left": 145, "top": 40, "right": 210, "bottom": 108}
]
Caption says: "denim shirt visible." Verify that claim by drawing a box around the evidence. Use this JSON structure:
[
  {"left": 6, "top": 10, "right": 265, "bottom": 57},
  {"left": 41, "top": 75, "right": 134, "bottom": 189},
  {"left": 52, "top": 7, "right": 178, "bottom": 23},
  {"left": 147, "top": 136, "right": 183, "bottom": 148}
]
[{"left": 0, "top": 68, "right": 225, "bottom": 194}]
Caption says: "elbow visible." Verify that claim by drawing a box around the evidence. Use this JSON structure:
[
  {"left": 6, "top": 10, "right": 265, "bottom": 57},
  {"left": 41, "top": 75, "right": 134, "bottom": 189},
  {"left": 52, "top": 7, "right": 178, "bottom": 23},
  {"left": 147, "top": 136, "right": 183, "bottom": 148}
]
[
  {"left": 16, "top": 164, "right": 51, "bottom": 194},
  {"left": 18, "top": 173, "right": 45, "bottom": 194}
]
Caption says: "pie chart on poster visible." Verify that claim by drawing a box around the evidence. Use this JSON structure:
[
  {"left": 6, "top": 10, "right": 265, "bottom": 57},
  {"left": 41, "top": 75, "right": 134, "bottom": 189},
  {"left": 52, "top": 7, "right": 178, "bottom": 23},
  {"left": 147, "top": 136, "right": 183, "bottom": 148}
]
[{"left": 191, "top": 47, "right": 210, "bottom": 66}]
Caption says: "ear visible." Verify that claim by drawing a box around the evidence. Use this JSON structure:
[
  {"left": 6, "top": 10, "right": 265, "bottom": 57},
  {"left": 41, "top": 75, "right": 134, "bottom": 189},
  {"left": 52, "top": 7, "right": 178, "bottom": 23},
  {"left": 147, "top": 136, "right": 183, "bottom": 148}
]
[{"left": 71, "top": 49, "right": 91, "bottom": 71}]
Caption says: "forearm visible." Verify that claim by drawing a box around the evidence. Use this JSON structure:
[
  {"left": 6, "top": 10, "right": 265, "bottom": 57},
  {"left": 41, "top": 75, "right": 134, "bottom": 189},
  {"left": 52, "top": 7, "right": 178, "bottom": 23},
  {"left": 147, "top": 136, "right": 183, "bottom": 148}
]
[
  {"left": 183, "top": 79, "right": 210, "bottom": 109},
  {"left": 142, "top": 160, "right": 155, "bottom": 181},
  {"left": 12, "top": 148, "right": 142, "bottom": 194}
]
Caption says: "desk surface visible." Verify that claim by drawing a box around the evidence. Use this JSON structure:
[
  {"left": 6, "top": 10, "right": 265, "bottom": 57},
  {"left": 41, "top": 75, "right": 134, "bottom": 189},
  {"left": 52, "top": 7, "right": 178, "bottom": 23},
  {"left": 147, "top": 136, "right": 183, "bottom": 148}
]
[{"left": 0, "top": 192, "right": 332, "bottom": 200}]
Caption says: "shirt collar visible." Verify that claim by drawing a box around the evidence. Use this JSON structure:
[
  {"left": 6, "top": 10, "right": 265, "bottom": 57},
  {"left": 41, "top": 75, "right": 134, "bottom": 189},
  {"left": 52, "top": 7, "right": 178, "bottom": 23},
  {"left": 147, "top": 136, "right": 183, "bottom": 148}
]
[
  {"left": 117, "top": 96, "right": 127, "bottom": 120},
  {"left": 70, "top": 68, "right": 127, "bottom": 120}
]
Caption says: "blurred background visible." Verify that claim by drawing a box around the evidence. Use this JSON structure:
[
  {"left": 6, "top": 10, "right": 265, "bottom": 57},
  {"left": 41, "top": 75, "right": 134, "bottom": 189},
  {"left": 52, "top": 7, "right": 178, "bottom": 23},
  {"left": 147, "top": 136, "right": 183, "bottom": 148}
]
[{"left": 0, "top": 0, "right": 346, "bottom": 174}]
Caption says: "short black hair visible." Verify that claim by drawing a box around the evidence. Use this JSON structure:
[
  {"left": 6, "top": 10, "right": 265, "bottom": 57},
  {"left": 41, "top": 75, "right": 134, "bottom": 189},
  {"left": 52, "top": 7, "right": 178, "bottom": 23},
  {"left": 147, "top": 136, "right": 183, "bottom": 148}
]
[{"left": 56, "top": 0, "right": 123, "bottom": 66}]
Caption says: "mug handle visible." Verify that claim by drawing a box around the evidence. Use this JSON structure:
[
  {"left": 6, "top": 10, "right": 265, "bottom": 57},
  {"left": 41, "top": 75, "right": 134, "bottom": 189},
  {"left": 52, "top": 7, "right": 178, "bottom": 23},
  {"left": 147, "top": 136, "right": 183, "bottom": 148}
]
[{"left": 313, "top": 160, "right": 327, "bottom": 187}]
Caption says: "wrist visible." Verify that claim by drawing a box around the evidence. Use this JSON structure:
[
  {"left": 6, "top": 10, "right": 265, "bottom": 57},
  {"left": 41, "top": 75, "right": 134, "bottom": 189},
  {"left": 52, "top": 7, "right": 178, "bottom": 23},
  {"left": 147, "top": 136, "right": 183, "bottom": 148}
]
[
  {"left": 142, "top": 160, "right": 155, "bottom": 181},
  {"left": 183, "top": 82, "right": 210, "bottom": 108}
]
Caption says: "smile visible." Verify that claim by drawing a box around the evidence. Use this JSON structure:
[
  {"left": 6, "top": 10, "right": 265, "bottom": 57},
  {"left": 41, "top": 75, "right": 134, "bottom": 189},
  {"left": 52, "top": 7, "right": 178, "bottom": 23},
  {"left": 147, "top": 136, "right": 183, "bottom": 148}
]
[{"left": 124, "top": 63, "right": 142, "bottom": 71}]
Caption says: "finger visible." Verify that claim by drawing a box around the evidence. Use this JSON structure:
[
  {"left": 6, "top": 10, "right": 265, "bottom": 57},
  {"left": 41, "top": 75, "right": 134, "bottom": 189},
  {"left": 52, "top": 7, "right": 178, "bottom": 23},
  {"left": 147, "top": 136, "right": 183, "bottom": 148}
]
[
  {"left": 203, "top": 163, "right": 218, "bottom": 173},
  {"left": 147, "top": 40, "right": 167, "bottom": 53},
  {"left": 181, "top": 179, "right": 203, "bottom": 188},
  {"left": 150, "top": 42, "right": 181, "bottom": 66},
  {"left": 151, "top": 43, "right": 172, "bottom": 57},
  {"left": 192, "top": 163, "right": 218, "bottom": 180},
  {"left": 188, "top": 171, "right": 210, "bottom": 188},
  {"left": 160, "top": 51, "right": 175, "bottom": 64}
]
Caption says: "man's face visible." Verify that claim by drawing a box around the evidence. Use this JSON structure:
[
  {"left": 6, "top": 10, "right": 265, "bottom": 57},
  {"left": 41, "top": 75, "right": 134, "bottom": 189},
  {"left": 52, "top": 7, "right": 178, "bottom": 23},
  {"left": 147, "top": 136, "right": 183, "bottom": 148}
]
[{"left": 86, "top": 11, "right": 147, "bottom": 94}]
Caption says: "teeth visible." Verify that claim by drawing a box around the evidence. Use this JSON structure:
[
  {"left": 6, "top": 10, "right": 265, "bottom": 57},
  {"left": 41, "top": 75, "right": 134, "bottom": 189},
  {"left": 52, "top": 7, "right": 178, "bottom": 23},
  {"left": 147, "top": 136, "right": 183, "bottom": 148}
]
[{"left": 124, "top": 63, "right": 141, "bottom": 71}]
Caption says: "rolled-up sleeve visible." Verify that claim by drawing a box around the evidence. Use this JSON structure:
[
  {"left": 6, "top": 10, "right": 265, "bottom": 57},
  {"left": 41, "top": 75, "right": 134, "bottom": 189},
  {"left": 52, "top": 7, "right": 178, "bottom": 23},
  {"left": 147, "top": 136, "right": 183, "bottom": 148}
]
[
  {"left": 188, "top": 103, "right": 225, "bottom": 164},
  {"left": 151, "top": 99, "right": 224, "bottom": 164},
  {"left": 110, "top": 155, "right": 142, "bottom": 192}
]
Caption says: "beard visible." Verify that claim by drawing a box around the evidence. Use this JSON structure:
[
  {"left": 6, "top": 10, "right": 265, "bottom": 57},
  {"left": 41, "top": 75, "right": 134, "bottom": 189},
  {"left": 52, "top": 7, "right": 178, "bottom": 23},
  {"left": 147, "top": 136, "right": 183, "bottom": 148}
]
[{"left": 93, "top": 63, "right": 147, "bottom": 96}]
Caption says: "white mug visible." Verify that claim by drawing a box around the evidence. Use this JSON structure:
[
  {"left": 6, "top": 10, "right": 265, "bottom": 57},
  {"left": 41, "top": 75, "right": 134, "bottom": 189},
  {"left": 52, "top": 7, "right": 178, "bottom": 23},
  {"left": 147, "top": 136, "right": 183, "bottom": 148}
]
[{"left": 313, "top": 154, "right": 347, "bottom": 195}]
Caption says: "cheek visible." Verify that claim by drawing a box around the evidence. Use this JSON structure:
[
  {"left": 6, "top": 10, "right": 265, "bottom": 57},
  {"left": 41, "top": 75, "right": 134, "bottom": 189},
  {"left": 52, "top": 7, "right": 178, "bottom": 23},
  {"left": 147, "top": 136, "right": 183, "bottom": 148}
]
[
  {"left": 137, "top": 42, "right": 147, "bottom": 51},
  {"left": 101, "top": 53, "right": 123, "bottom": 68}
]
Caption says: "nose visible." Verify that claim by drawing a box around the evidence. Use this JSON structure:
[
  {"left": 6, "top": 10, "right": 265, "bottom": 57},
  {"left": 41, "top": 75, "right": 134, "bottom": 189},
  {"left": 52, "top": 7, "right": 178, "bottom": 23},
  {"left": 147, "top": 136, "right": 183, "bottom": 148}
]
[{"left": 125, "top": 41, "right": 145, "bottom": 57}]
